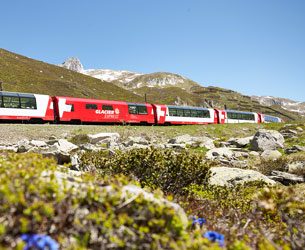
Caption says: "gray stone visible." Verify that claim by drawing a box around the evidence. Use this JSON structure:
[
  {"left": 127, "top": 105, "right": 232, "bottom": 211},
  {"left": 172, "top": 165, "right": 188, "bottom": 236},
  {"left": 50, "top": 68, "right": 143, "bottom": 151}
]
[
  {"left": 209, "top": 167, "right": 276, "bottom": 186},
  {"left": 287, "top": 161, "right": 305, "bottom": 174},
  {"left": 261, "top": 150, "right": 282, "bottom": 160},
  {"left": 88, "top": 132, "right": 120, "bottom": 144},
  {"left": 30, "top": 140, "right": 47, "bottom": 147},
  {"left": 268, "top": 171, "right": 304, "bottom": 185},
  {"left": 57, "top": 139, "right": 78, "bottom": 153},
  {"left": 285, "top": 145, "right": 305, "bottom": 154},
  {"left": 168, "top": 135, "right": 215, "bottom": 149},
  {"left": 228, "top": 136, "right": 253, "bottom": 148},
  {"left": 17, "top": 139, "right": 31, "bottom": 153},
  {"left": 250, "top": 129, "right": 284, "bottom": 151},
  {"left": 206, "top": 148, "right": 234, "bottom": 161}
]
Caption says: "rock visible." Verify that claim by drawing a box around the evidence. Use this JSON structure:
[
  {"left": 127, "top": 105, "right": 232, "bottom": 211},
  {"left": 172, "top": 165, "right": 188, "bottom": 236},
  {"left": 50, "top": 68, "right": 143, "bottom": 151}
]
[
  {"left": 228, "top": 136, "right": 253, "bottom": 148},
  {"left": 168, "top": 134, "right": 215, "bottom": 149},
  {"left": 296, "top": 127, "right": 303, "bottom": 132},
  {"left": 209, "top": 167, "right": 276, "bottom": 186},
  {"left": 123, "top": 136, "right": 149, "bottom": 147},
  {"left": 206, "top": 148, "right": 234, "bottom": 161},
  {"left": 250, "top": 129, "right": 284, "bottom": 151},
  {"left": 249, "top": 151, "right": 260, "bottom": 157},
  {"left": 30, "top": 140, "right": 47, "bottom": 147},
  {"left": 268, "top": 171, "right": 304, "bottom": 185},
  {"left": 42, "top": 151, "right": 71, "bottom": 165},
  {"left": 261, "top": 150, "right": 282, "bottom": 160},
  {"left": 17, "top": 139, "right": 31, "bottom": 153},
  {"left": 80, "top": 143, "right": 101, "bottom": 152},
  {"left": 287, "top": 161, "right": 305, "bottom": 174},
  {"left": 285, "top": 145, "right": 305, "bottom": 154},
  {"left": 88, "top": 133, "right": 120, "bottom": 144},
  {"left": 281, "top": 129, "right": 298, "bottom": 139},
  {"left": 57, "top": 139, "right": 78, "bottom": 153}
]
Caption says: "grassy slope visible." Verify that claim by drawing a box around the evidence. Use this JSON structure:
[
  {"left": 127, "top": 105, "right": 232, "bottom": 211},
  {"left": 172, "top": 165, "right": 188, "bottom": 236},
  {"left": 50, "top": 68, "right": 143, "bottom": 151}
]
[
  {"left": 134, "top": 85, "right": 301, "bottom": 122},
  {"left": 0, "top": 48, "right": 144, "bottom": 102},
  {"left": 0, "top": 48, "right": 301, "bottom": 122}
]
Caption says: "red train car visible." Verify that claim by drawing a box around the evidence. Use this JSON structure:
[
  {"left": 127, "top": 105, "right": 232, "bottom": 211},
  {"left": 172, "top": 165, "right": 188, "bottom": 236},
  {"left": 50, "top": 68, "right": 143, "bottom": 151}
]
[
  {"left": 52, "top": 96, "right": 155, "bottom": 124},
  {"left": 0, "top": 91, "right": 54, "bottom": 122}
]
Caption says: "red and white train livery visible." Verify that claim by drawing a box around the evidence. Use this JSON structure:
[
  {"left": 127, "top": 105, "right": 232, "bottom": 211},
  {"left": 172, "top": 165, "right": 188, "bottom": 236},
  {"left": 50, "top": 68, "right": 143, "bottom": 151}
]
[{"left": 0, "top": 91, "right": 284, "bottom": 125}]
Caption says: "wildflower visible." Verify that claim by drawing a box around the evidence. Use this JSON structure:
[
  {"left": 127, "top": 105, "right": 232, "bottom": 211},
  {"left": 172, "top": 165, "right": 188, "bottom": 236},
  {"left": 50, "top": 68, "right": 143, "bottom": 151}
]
[
  {"left": 21, "top": 234, "right": 59, "bottom": 250},
  {"left": 189, "top": 216, "right": 206, "bottom": 227},
  {"left": 203, "top": 231, "right": 225, "bottom": 247}
]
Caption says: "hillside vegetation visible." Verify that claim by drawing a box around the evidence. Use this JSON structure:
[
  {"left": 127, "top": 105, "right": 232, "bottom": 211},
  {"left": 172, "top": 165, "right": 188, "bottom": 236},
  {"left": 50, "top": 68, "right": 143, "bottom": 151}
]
[
  {"left": 0, "top": 49, "right": 143, "bottom": 102},
  {"left": 0, "top": 48, "right": 302, "bottom": 122}
]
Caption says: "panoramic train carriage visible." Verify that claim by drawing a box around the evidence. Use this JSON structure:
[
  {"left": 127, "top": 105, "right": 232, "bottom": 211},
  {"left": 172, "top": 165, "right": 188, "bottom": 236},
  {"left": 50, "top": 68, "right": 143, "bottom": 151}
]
[
  {"left": 223, "top": 110, "right": 260, "bottom": 123},
  {"left": 0, "top": 91, "right": 54, "bottom": 122},
  {"left": 152, "top": 104, "right": 217, "bottom": 125},
  {"left": 53, "top": 96, "right": 155, "bottom": 124},
  {"left": 261, "top": 114, "right": 284, "bottom": 123}
]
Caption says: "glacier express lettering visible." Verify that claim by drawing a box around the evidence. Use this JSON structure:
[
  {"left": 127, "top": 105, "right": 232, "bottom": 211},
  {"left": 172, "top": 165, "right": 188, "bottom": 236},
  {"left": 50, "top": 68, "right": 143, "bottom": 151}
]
[{"left": 95, "top": 110, "right": 115, "bottom": 115}]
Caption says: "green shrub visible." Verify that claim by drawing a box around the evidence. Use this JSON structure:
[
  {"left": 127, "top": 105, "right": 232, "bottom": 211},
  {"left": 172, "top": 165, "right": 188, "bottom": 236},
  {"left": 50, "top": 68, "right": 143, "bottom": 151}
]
[
  {"left": 80, "top": 147, "right": 211, "bottom": 195},
  {"left": 0, "top": 153, "right": 214, "bottom": 249}
]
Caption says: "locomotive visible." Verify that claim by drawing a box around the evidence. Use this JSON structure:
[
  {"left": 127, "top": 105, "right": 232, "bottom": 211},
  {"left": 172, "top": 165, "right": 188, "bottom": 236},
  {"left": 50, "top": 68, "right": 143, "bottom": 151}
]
[{"left": 0, "top": 91, "right": 284, "bottom": 125}]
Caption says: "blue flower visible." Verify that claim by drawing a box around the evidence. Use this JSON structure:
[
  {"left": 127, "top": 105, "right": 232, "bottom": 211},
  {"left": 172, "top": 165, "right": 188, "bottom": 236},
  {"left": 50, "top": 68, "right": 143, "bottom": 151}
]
[
  {"left": 203, "top": 231, "right": 225, "bottom": 247},
  {"left": 21, "top": 234, "right": 59, "bottom": 250},
  {"left": 189, "top": 216, "right": 206, "bottom": 227}
]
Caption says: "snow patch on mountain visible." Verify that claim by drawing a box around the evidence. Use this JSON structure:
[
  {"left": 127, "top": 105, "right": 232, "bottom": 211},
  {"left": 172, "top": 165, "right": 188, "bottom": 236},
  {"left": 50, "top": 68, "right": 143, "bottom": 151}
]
[
  {"left": 251, "top": 95, "right": 305, "bottom": 115},
  {"left": 83, "top": 69, "right": 143, "bottom": 83}
]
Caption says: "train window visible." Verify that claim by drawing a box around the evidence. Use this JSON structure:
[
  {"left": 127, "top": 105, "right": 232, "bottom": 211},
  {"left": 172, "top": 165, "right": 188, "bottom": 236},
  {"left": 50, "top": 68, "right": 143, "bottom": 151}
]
[
  {"left": 202, "top": 110, "right": 210, "bottom": 118},
  {"left": 86, "top": 104, "right": 97, "bottom": 110},
  {"left": 191, "top": 110, "right": 198, "bottom": 117},
  {"left": 137, "top": 106, "right": 148, "bottom": 115},
  {"left": 183, "top": 109, "right": 191, "bottom": 117},
  {"left": 177, "top": 109, "right": 184, "bottom": 117},
  {"left": 3, "top": 96, "right": 20, "bottom": 108},
  {"left": 0, "top": 96, "right": 2, "bottom": 107},
  {"left": 128, "top": 105, "right": 137, "bottom": 114},
  {"left": 102, "top": 105, "right": 113, "bottom": 110},
  {"left": 20, "top": 97, "right": 37, "bottom": 109},
  {"left": 169, "top": 108, "right": 177, "bottom": 116}
]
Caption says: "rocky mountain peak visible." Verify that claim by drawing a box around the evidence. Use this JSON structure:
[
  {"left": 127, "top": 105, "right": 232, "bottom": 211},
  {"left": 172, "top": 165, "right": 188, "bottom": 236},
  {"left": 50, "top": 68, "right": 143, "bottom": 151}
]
[{"left": 58, "top": 57, "right": 83, "bottom": 73}]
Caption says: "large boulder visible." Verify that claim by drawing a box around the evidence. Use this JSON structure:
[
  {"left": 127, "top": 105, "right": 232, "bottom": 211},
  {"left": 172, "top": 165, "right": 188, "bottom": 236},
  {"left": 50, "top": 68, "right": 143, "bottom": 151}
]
[
  {"left": 250, "top": 129, "right": 284, "bottom": 151},
  {"left": 209, "top": 167, "right": 276, "bottom": 186}
]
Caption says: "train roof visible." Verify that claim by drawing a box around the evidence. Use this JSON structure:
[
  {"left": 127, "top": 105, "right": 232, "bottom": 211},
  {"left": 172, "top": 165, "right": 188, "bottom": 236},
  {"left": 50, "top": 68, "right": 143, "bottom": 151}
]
[
  {"left": 166, "top": 105, "right": 210, "bottom": 110},
  {"left": 0, "top": 91, "right": 36, "bottom": 98},
  {"left": 225, "top": 110, "right": 255, "bottom": 115}
]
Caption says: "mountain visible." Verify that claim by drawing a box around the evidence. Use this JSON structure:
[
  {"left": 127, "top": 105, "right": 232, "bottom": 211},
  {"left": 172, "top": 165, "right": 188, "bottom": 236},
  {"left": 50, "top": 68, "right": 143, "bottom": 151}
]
[
  {"left": 58, "top": 56, "right": 84, "bottom": 72},
  {"left": 0, "top": 49, "right": 143, "bottom": 102},
  {"left": 251, "top": 96, "right": 305, "bottom": 116},
  {"left": 0, "top": 50, "right": 302, "bottom": 122}
]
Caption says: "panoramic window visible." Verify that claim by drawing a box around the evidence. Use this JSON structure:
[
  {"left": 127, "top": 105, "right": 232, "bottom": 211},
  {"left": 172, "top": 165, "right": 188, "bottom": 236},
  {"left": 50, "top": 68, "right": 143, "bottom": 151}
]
[
  {"left": 86, "top": 104, "right": 97, "bottom": 110},
  {"left": 20, "top": 97, "right": 37, "bottom": 109},
  {"left": 102, "top": 105, "right": 113, "bottom": 110},
  {"left": 183, "top": 109, "right": 191, "bottom": 117},
  {"left": 169, "top": 108, "right": 177, "bottom": 116},
  {"left": 177, "top": 109, "right": 184, "bottom": 117},
  {"left": 3, "top": 96, "right": 20, "bottom": 108}
]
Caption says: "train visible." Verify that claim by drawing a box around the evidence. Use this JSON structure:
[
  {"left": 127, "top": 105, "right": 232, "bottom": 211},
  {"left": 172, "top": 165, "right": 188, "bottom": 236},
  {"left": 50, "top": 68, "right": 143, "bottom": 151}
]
[{"left": 0, "top": 91, "right": 284, "bottom": 125}]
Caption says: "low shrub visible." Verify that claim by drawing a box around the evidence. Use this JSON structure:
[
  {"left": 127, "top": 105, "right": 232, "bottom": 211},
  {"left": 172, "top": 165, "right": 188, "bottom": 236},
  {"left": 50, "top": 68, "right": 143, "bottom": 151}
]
[
  {"left": 80, "top": 147, "right": 212, "bottom": 195},
  {"left": 0, "top": 153, "right": 214, "bottom": 249},
  {"left": 70, "top": 134, "right": 90, "bottom": 145}
]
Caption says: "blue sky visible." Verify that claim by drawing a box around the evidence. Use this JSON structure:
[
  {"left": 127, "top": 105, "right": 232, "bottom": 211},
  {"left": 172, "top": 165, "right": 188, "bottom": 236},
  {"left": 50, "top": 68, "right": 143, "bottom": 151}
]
[{"left": 1, "top": 0, "right": 305, "bottom": 101}]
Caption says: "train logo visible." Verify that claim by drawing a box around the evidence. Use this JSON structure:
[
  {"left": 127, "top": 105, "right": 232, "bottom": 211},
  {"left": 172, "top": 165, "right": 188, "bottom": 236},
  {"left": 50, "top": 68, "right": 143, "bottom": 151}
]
[{"left": 115, "top": 108, "right": 120, "bottom": 115}]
